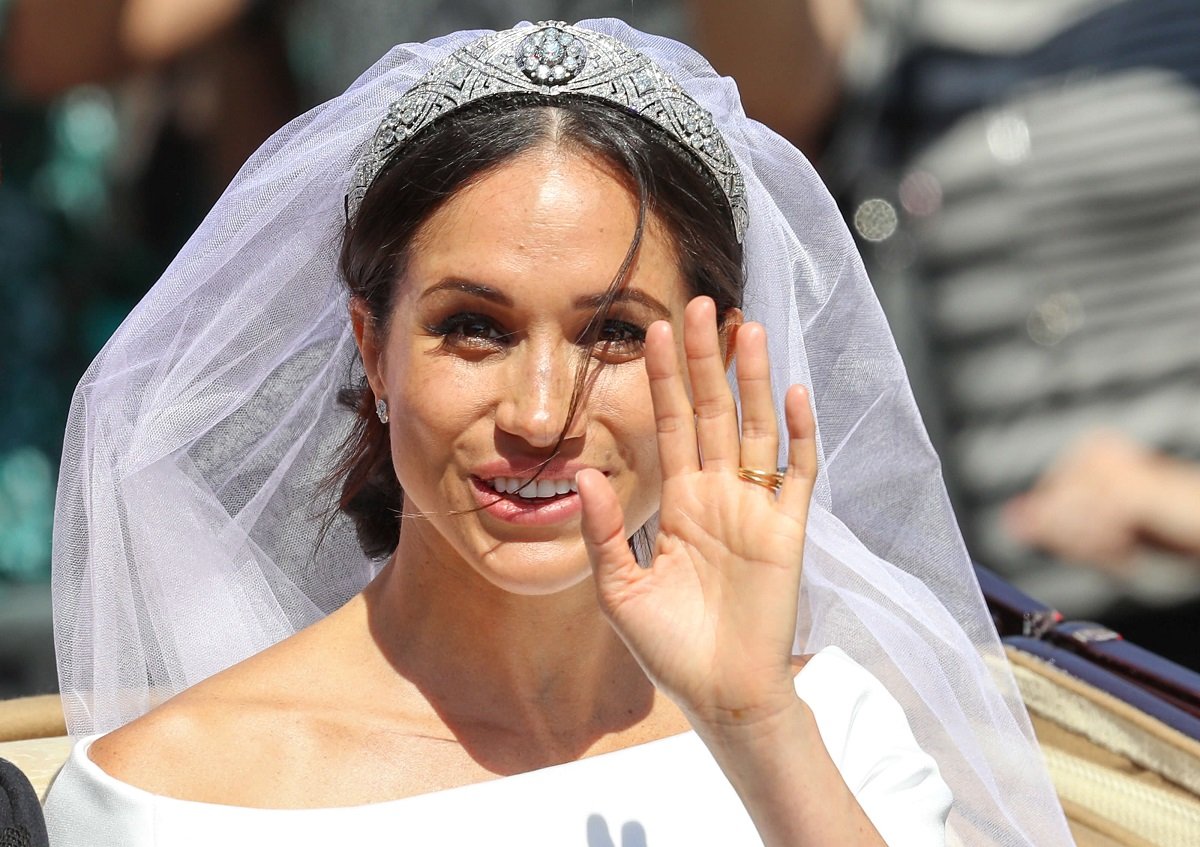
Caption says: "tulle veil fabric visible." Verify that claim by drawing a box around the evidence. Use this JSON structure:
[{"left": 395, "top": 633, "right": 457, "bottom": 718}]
[{"left": 51, "top": 19, "right": 1074, "bottom": 845}]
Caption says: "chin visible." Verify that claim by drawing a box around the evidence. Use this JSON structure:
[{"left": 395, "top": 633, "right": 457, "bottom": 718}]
[{"left": 472, "top": 537, "right": 596, "bottom": 597}]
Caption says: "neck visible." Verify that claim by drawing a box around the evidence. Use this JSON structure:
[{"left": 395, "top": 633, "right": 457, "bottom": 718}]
[{"left": 360, "top": 530, "right": 660, "bottom": 772}]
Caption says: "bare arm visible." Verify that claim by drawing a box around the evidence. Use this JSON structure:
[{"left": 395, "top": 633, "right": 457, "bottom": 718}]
[
  {"left": 1007, "top": 430, "right": 1200, "bottom": 569},
  {"left": 4, "top": 0, "right": 248, "bottom": 97},
  {"left": 578, "top": 300, "right": 895, "bottom": 845},
  {"left": 685, "top": 0, "right": 862, "bottom": 154},
  {"left": 1139, "top": 457, "right": 1200, "bottom": 556},
  {"left": 694, "top": 697, "right": 887, "bottom": 845}
]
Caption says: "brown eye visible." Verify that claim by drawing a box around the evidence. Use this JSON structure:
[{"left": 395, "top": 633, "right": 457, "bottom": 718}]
[
  {"left": 597, "top": 319, "right": 647, "bottom": 347},
  {"left": 427, "top": 313, "right": 511, "bottom": 349},
  {"left": 456, "top": 316, "right": 501, "bottom": 339}
]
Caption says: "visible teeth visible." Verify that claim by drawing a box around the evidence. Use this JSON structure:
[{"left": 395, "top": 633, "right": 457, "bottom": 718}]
[{"left": 487, "top": 476, "right": 581, "bottom": 498}]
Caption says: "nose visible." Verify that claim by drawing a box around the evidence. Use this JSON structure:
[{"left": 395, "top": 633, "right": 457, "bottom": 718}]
[{"left": 494, "top": 340, "right": 585, "bottom": 449}]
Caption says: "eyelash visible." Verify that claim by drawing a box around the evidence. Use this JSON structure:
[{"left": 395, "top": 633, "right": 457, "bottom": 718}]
[
  {"left": 426, "top": 313, "right": 511, "bottom": 349},
  {"left": 425, "top": 313, "right": 648, "bottom": 353},
  {"left": 593, "top": 319, "right": 647, "bottom": 349}
]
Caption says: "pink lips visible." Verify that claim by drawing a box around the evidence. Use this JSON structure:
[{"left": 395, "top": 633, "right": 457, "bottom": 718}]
[
  {"left": 469, "top": 462, "right": 598, "bottom": 527},
  {"left": 470, "top": 476, "right": 584, "bottom": 526}
]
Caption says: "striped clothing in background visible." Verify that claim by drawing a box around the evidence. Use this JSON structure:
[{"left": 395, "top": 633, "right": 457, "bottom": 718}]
[{"left": 836, "top": 0, "right": 1200, "bottom": 626}]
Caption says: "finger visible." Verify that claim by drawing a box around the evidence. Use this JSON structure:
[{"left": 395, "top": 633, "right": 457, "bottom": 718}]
[
  {"left": 576, "top": 468, "right": 644, "bottom": 601},
  {"left": 778, "top": 384, "right": 818, "bottom": 518},
  {"left": 684, "top": 297, "right": 739, "bottom": 470},
  {"left": 734, "top": 322, "right": 779, "bottom": 475},
  {"left": 645, "top": 320, "right": 700, "bottom": 477}
]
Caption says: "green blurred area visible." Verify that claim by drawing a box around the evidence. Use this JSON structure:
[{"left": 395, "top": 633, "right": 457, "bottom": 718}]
[
  {"left": 0, "top": 85, "right": 146, "bottom": 695},
  {"left": 1, "top": 86, "right": 152, "bottom": 586},
  {"left": 0, "top": 21, "right": 208, "bottom": 693},
  {"left": 0, "top": 448, "right": 53, "bottom": 580}
]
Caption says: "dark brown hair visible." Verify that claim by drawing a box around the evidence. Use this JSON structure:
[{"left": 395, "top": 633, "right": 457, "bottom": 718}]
[{"left": 336, "top": 94, "right": 744, "bottom": 558}]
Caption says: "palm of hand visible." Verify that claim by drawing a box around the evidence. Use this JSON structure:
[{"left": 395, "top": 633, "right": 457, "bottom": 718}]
[{"left": 577, "top": 297, "right": 817, "bottom": 725}]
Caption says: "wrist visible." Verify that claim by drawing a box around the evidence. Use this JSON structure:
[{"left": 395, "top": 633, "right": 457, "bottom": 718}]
[
  {"left": 1124, "top": 449, "right": 1169, "bottom": 526},
  {"left": 686, "top": 690, "right": 814, "bottom": 754},
  {"left": 1137, "top": 453, "right": 1200, "bottom": 550}
]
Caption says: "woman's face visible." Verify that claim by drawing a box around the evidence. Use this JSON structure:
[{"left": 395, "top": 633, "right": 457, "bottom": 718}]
[{"left": 356, "top": 146, "right": 693, "bottom": 595}]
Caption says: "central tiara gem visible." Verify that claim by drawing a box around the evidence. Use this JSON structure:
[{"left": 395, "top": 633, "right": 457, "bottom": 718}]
[{"left": 516, "top": 25, "right": 588, "bottom": 85}]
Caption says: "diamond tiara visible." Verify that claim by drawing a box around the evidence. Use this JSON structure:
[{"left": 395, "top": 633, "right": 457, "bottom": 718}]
[{"left": 346, "top": 22, "right": 748, "bottom": 242}]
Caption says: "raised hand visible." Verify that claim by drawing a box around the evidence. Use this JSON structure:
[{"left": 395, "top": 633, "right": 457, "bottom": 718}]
[{"left": 577, "top": 296, "right": 818, "bottom": 729}]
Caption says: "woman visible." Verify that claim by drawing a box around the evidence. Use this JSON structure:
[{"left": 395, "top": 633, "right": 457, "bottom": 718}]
[{"left": 44, "top": 20, "right": 1072, "bottom": 845}]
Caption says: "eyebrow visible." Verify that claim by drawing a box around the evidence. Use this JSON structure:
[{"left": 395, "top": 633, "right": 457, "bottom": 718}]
[
  {"left": 419, "top": 277, "right": 672, "bottom": 319},
  {"left": 419, "top": 279, "right": 514, "bottom": 307},
  {"left": 575, "top": 289, "right": 671, "bottom": 320}
]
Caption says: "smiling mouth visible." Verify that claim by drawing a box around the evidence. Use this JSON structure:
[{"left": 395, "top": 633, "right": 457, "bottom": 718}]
[{"left": 484, "top": 476, "right": 579, "bottom": 499}]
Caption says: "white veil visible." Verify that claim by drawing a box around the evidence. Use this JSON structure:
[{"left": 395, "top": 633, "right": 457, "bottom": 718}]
[{"left": 52, "top": 19, "right": 1074, "bottom": 845}]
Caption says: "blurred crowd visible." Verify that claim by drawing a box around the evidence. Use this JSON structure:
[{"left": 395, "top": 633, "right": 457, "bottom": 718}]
[{"left": 1, "top": 0, "right": 1198, "bottom": 696}]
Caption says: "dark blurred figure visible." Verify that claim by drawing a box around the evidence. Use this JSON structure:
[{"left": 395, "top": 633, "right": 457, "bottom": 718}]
[{"left": 693, "top": 0, "right": 1200, "bottom": 669}]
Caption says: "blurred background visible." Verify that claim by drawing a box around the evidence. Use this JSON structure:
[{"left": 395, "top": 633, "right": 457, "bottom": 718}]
[{"left": 2, "top": 0, "right": 1198, "bottom": 699}]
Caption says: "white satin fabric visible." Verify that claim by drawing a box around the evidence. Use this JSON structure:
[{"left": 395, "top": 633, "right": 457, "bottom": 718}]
[{"left": 44, "top": 648, "right": 950, "bottom": 846}]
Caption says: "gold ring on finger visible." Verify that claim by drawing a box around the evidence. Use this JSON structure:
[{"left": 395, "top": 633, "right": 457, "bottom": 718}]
[{"left": 737, "top": 467, "right": 786, "bottom": 493}]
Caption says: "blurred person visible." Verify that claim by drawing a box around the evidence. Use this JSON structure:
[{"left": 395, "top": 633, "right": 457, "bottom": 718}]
[
  {"left": 5, "top": 0, "right": 687, "bottom": 130},
  {"left": 5, "top": 0, "right": 297, "bottom": 194},
  {"left": 691, "top": 0, "right": 1200, "bottom": 668},
  {"left": 686, "top": 0, "right": 860, "bottom": 157},
  {"left": 2, "top": 0, "right": 685, "bottom": 296}
]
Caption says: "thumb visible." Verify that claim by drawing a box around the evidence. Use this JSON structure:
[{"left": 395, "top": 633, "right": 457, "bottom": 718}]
[{"left": 576, "top": 468, "right": 640, "bottom": 591}]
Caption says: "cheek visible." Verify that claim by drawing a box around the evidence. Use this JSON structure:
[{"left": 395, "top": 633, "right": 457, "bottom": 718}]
[
  {"left": 594, "top": 365, "right": 664, "bottom": 522},
  {"left": 383, "top": 355, "right": 490, "bottom": 494}
]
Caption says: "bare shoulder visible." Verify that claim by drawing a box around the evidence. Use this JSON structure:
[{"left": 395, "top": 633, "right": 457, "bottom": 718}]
[
  {"left": 87, "top": 612, "right": 370, "bottom": 804},
  {"left": 87, "top": 660, "right": 304, "bottom": 802},
  {"left": 86, "top": 612, "right": 459, "bottom": 807}
]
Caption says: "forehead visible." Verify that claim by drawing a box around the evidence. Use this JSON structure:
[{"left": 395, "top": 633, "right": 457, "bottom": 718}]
[{"left": 402, "top": 147, "right": 687, "bottom": 307}]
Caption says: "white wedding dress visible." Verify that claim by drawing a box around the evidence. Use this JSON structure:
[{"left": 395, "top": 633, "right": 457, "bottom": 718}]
[{"left": 43, "top": 647, "right": 951, "bottom": 846}]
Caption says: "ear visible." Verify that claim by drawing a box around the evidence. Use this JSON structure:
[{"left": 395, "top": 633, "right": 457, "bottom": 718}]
[
  {"left": 718, "top": 307, "right": 744, "bottom": 371},
  {"left": 350, "top": 297, "right": 387, "bottom": 399}
]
